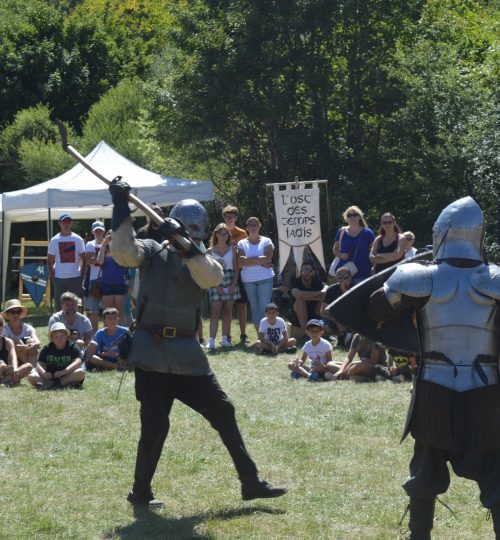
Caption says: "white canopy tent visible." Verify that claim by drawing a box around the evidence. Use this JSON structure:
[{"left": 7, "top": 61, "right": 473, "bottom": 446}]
[{"left": 1, "top": 140, "right": 214, "bottom": 301}]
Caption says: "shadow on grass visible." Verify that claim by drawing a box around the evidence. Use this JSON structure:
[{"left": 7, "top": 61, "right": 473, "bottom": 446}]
[{"left": 109, "top": 505, "right": 285, "bottom": 540}]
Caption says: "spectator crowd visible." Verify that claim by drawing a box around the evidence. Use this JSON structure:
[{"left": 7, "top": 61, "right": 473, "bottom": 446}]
[{"left": 0, "top": 203, "right": 423, "bottom": 389}]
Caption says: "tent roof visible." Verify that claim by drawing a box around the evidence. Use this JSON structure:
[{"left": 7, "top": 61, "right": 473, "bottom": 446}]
[
  {"left": 0, "top": 141, "right": 215, "bottom": 301},
  {"left": 1, "top": 141, "right": 214, "bottom": 221}
]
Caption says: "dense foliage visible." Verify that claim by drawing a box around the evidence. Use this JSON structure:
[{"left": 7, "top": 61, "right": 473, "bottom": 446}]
[{"left": 0, "top": 0, "right": 498, "bottom": 255}]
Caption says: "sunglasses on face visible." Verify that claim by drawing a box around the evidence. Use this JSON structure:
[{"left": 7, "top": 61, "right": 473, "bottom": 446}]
[
  {"left": 337, "top": 276, "right": 351, "bottom": 280},
  {"left": 8, "top": 309, "right": 22, "bottom": 315},
  {"left": 382, "top": 220, "right": 394, "bottom": 225},
  {"left": 217, "top": 230, "right": 229, "bottom": 235},
  {"left": 346, "top": 213, "right": 359, "bottom": 218}
]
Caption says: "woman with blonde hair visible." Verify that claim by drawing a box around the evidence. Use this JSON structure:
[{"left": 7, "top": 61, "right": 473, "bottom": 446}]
[
  {"left": 332, "top": 206, "right": 375, "bottom": 283},
  {"left": 206, "top": 223, "right": 240, "bottom": 350},
  {"left": 369, "top": 212, "right": 406, "bottom": 273}
]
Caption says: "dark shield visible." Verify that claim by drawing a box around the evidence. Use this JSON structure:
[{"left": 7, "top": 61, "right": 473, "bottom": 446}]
[{"left": 326, "top": 255, "right": 431, "bottom": 353}]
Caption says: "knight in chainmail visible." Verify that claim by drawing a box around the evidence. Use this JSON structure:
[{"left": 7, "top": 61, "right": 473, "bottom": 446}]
[
  {"left": 368, "top": 197, "right": 500, "bottom": 539},
  {"left": 108, "top": 179, "right": 287, "bottom": 507}
]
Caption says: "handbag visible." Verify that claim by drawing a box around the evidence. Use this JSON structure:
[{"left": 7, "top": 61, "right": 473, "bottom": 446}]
[
  {"left": 330, "top": 227, "right": 363, "bottom": 277},
  {"left": 342, "top": 261, "right": 358, "bottom": 276},
  {"left": 328, "top": 227, "right": 346, "bottom": 277},
  {"left": 89, "top": 268, "right": 102, "bottom": 299}
]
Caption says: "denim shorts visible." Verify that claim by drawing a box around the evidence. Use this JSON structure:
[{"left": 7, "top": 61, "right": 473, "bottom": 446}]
[{"left": 101, "top": 283, "right": 127, "bottom": 296}]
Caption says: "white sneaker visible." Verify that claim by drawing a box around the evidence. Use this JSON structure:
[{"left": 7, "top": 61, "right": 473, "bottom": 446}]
[{"left": 221, "top": 338, "right": 233, "bottom": 348}]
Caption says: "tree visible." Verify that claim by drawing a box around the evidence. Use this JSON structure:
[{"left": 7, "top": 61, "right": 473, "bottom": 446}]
[
  {"left": 0, "top": 104, "right": 74, "bottom": 190},
  {"left": 0, "top": 0, "right": 66, "bottom": 126},
  {"left": 148, "top": 0, "right": 424, "bottom": 227},
  {"left": 81, "top": 78, "right": 145, "bottom": 163},
  {"left": 378, "top": 0, "right": 499, "bottom": 247}
]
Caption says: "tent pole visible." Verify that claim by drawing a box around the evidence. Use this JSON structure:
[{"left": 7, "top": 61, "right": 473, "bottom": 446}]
[
  {"left": 47, "top": 208, "right": 52, "bottom": 240},
  {"left": 47, "top": 208, "right": 53, "bottom": 312},
  {"left": 0, "top": 211, "right": 4, "bottom": 305}
]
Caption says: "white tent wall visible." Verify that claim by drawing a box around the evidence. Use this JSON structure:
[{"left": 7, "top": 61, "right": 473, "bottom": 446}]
[{"left": 1, "top": 141, "right": 214, "bottom": 302}]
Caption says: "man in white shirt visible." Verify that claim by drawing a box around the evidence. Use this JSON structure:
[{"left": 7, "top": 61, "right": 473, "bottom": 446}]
[
  {"left": 48, "top": 292, "right": 93, "bottom": 349},
  {"left": 47, "top": 213, "right": 86, "bottom": 309}
]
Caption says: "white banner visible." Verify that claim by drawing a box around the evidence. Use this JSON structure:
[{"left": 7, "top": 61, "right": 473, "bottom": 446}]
[{"left": 273, "top": 186, "right": 325, "bottom": 274}]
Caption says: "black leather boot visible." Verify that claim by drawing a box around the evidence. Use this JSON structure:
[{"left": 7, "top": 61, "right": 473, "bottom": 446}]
[
  {"left": 241, "top": 477, "right": 287, "bottom": 501},
  {"left": 408, "top": 497, "right": 435, "bottom": 540}
]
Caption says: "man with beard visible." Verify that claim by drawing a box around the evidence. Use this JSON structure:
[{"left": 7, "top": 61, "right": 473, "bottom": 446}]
[
  {"left": 108, "top": 179, "right": 287, "bottom": 507},
  {"left": 48, "top": 292, "right": 93, "bottom": 349},
  {"left": 289, "top": 261, "right": 325, "bottom": 335}
]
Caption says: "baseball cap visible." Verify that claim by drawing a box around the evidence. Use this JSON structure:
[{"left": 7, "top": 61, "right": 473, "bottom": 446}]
[
  {"left": 306, "top": 319, "right": 323, "bottom": 329},
  {"left": 49, "top": 322, "right": 70, "bottom": 337},
  {"left": 92, "top": 221, "right": 105, "bottom": 232},
  {"left": 59, "top": 213, "right": 72, "bottom": 222},
  {"left": 264, "top": 302, "right": 278, "bottom": 312}
]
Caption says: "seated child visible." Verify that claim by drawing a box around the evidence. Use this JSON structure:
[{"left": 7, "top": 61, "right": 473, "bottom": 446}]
[
  {"left": 333, "top": 333, "right": 389, "bottom": 382},
  {"left": 256, "top": 302, "right": 297, "bottom": 355},
  {"left": 288, "top": 319, "right": 334, "bottom": 380},
  {"left": 387, "top": 348, "right": 416, "bottom": 382},
  {"left": 85, "top": 307, "right": 128, "bottom": 370},
  {"left": 28, "top": 322, "right": 85, "bottom": 389}
]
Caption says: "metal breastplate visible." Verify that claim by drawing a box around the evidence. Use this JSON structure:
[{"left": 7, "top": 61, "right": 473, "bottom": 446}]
[{"left": 420, "top": 264, "right": 499, "bottom": 391}]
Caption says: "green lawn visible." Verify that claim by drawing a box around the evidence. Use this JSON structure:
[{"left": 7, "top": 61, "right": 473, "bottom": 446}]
[{"left": 0, "top": 320, "right": 495, "bottom": 539}]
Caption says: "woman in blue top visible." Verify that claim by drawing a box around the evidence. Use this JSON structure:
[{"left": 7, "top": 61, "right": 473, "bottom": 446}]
[
  {"left": 332, "top": 206, "right": 375, "bottom": 283},
  {"left": 96, "top": 230, "right": 128, "bottom": 325}
]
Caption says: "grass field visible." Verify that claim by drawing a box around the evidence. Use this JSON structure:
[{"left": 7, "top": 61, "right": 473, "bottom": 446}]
[{"left": 0, "top": 319, "right": 496, "bottom": 539}]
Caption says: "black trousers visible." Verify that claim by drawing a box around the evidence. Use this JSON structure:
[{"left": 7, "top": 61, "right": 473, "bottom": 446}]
[
  {"left": 132, "top": 367, "right": 258, "bottom": 496},
  {"left": 403, "top": 439, "right": 500, "bottom": 509}
]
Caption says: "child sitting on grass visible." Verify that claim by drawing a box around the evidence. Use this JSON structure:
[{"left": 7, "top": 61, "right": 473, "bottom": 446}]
[
  {"left": 28, "top": 322, "right": 86, "bottom": 389},
  {"left": 387, "top": 348, "right": 417, "bottom": 382},
  {"left": 288, "top": 319, "right": 334, "bottom": 380},
  {"left": 256, "top": 302, "right": 297, "bottom": 355},
  {"left": 85, "top": 307, "right": 128, "bottom": 370}
]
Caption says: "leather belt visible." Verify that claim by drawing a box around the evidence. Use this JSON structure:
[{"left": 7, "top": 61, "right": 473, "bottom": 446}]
[{"left": 135, "top": 322, "right": 196, "bottom": 339}]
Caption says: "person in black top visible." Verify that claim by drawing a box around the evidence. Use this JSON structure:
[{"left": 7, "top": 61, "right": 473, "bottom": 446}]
[
  {"left": 320, "top": 266, "right": 354, "bottom": 339},
  {"left": 28, "top": 322, "right": 85, "bottom": 389},
  {"left": 369, "top": 212, "right": 406, "bottom": 274},
  {"left": 289, "top": 262, "right": 325, "bottom": 332}
]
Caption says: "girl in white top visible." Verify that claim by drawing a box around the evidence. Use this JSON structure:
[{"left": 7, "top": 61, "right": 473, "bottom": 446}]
[
  {"left": 237, "top": 217, "right": 275, "bottom": 331},
  {"left": 206, "top": 223, "right": 240, "bottom": 350}
]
